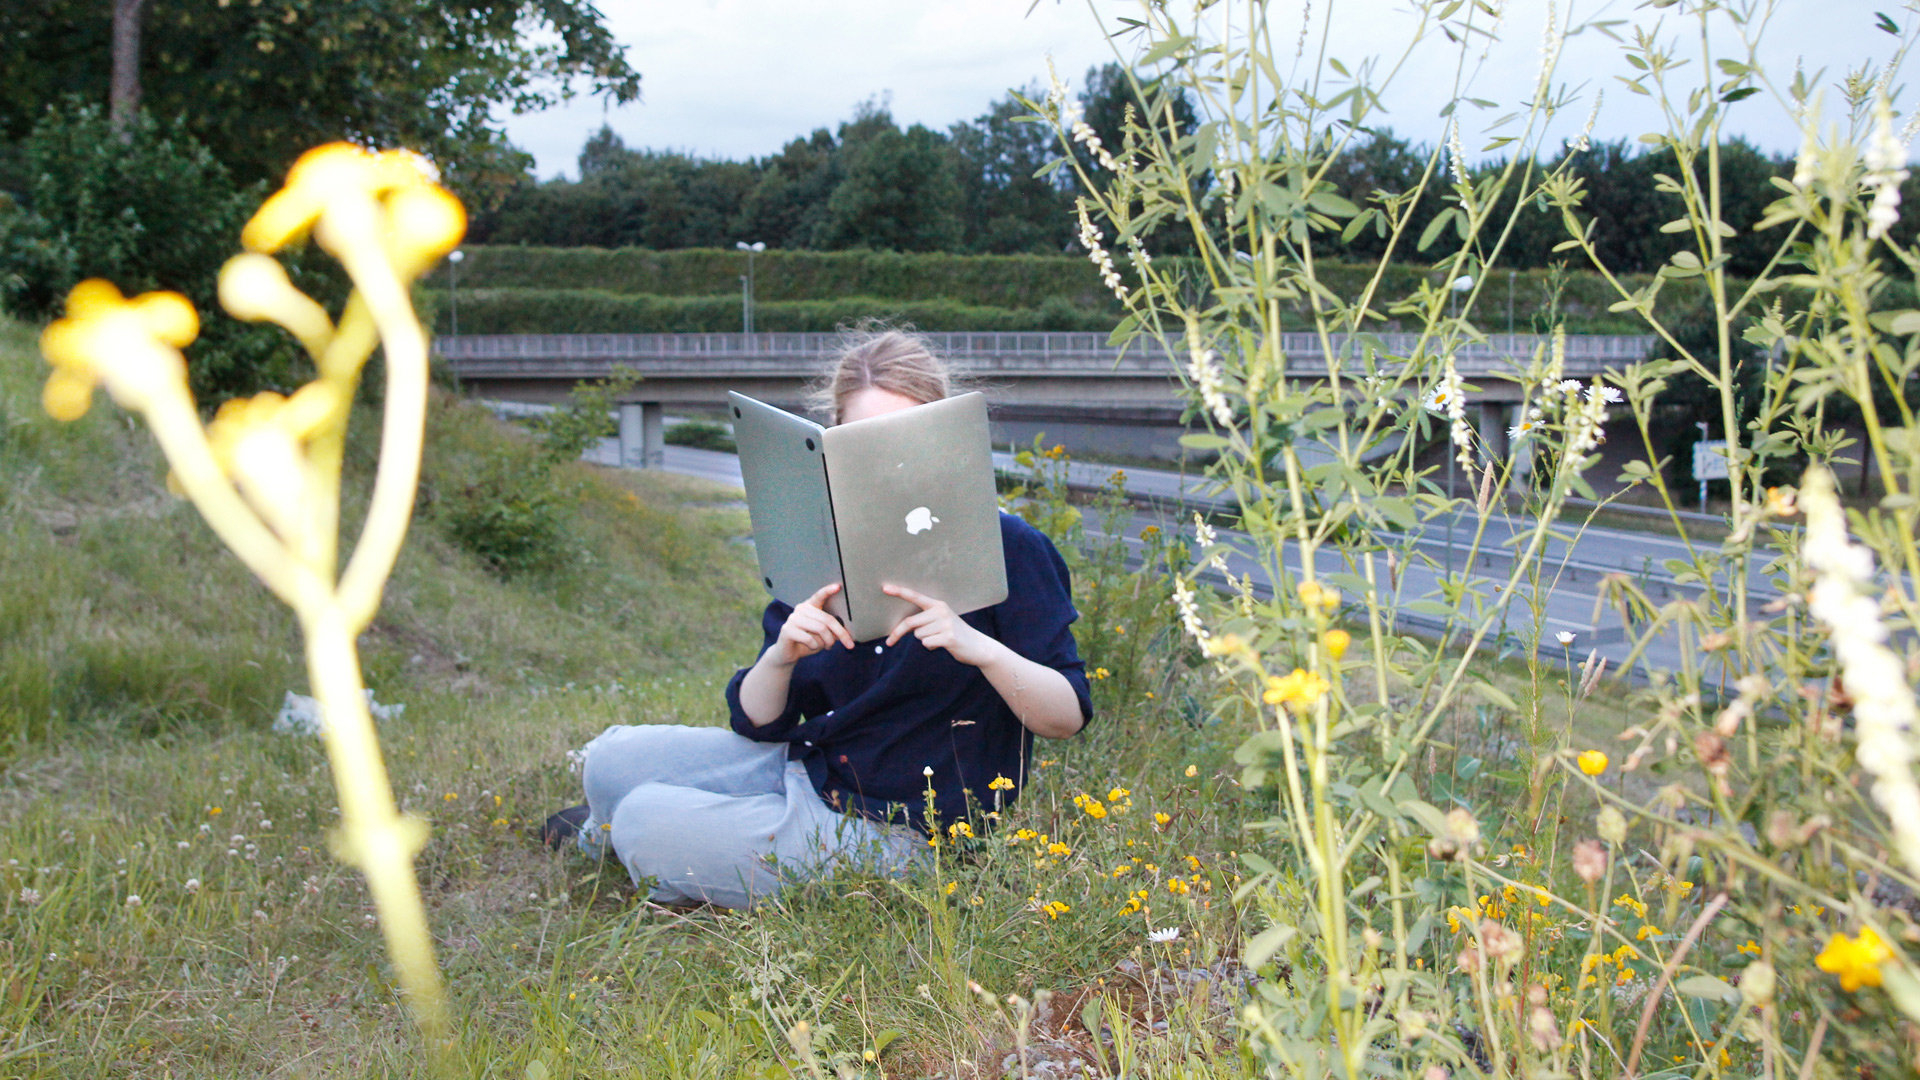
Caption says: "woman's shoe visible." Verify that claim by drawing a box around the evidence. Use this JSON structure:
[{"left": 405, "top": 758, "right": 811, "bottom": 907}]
[{"left": 538, "top": 804, "right": 590, "bottom": 850}]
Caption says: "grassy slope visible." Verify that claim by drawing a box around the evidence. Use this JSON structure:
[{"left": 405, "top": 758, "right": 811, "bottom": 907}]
[
  {"left": 0, "top": 313, "right": 1264, "bottom": 1077},
  {"left": 0, "top": 312, "right": 1656, "bottom": 1077}
]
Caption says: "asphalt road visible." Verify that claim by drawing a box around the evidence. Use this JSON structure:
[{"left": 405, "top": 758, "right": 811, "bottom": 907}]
[{"left": 603, "top": 440, "right": 1753, "bottom": 682}]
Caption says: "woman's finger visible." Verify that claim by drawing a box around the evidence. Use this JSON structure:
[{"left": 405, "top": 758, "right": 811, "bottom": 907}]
[
  {"left": 882, "top": 582, "right": 938, "bottom": 611},
  {"left": 885, "top": 609, "right": 940, "bottom": 647},
  {"left": 802, "top": 581, "right": 843, "bottom": 611}
]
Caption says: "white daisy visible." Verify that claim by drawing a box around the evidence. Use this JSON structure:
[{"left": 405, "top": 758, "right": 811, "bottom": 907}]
[
  {"left": 1149, "top": 927, "right": 1181, "bottom": 943},
  {"left": 1508, "top": 419, "right": 1540, "bottom": 441},
  {"left": 1555, "top": 631, "right": 1576, "bottom": 645},
  {"left": 1585, "top": 384, "right": 1622, "bottom": 405}
]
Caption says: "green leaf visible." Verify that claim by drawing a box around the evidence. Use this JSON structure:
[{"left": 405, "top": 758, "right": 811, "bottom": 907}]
[
  {"left": 1471, "top": 681, "right": 1520, "bottom": 711},
  {"left": 1308, "top": 190, "right": 1362, "bottom": 218},
  {"left": 525, "top": 1062, "right": 551, "bottom": 1080},
  {"left": 1721, "top": 87, "right": 1760, "bottom": 103},
  {"left": 1180, "top": 433, "right": 1231, "bottom": 451},
  {"left": 1417, "top": 208, "right": 1458, "bottom": 252},
  {"left": 1139, "top": 34, "right": 1193, "bottom": 66},
  {"left": 1878, "top": 11, "right": 1901, "bottom": 34},
  {"left": 1676, "top": 975, "right": 1739, "bottom": 1004},
  {"left": 1246, "top": 923, "right": 1298, "bottom": 969},
  {"left": 874, "top": 1030, "right": 904, "bottom": 1054}
]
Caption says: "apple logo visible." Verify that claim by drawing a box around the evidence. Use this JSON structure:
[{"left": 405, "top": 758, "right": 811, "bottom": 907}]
[{"left": 904, "top": 506, "right": 939, "bottom": 535}]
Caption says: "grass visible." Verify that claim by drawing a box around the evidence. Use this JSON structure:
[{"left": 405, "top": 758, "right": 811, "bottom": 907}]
[{"left": 0, "top": 310, "right": 1689, "bottom": 1077}]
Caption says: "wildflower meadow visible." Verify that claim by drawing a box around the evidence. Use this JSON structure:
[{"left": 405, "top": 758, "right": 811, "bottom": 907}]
[{"left": 2, "top": 0, "right": 1919, "bottom": 1077}]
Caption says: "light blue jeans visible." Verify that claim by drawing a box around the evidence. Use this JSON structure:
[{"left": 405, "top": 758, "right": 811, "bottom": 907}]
[{"left": 576, "top": 724, "right": 922, "bottom": 909}]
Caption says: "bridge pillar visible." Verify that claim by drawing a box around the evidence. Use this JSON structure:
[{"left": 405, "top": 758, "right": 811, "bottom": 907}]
[
  {"left": 1476, "top": 402, "right": 1510, "bottom": 464},
  {"left": 619, "top": 402, "right": 664, "bottom": 469}
]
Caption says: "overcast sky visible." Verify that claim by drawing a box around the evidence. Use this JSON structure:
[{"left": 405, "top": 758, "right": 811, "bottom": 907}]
[{"left": 501, "top": 1, "right": 1908, "bottom": 180}]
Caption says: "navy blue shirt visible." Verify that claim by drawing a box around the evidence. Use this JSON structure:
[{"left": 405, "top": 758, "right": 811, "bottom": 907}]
[{"left": 725, "top": 513, "right": 1093, "bottom": 831}]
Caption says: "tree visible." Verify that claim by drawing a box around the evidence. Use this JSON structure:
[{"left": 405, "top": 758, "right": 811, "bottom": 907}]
[
  {"left": 823, "top": 123, "right": 964, "bottom": 252},
  {"left": 950, "top": 88, "right": 1075, "bottom": 254},
  {"left": 0, "top": 0, "right": 640, "bottom": 195}
]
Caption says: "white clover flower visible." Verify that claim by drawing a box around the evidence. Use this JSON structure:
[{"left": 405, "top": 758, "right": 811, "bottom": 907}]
[
  {"left": 184, "top": 878, "right": 201, "bottom": 895},
  {"left": 1193, "top": 512, "right": 1216, "bottom": 549},
  {"left": 176, "top": 840, "right": 190, "bottom": 850},
  {"left": 1172, "top": 578, "right": 1210, "bottom": 645},
  {"left": 1075, "top": 201, "right": 1127, "bottom": 302},
  {"left": 19, "top": 887, "right": 42, "bottom": 906},
  {"left": 1185, "top": 347, "right": 1235, "bottom": 428},
  {"left": 1149, "top": 926, "right": 1182, "bottom": 943},
  {"left": 1801, "top": 467, "right": 1920, "bottom": 874},
  {"left": 124, "top": 894, "right": 142, "bottom": 908},
  {"left": 1864, "top": 96, "right": 1910, "bottom": 241}
]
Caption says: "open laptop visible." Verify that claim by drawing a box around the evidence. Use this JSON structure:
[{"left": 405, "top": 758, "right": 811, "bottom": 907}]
[{"left": 729, "top": 391, "right": 1008, "bottom": 642}]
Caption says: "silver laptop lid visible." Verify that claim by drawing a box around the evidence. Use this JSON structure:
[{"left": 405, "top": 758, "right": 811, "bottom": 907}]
[
  {"left": 823, "top": 391, "right": 1008, "bottom": 641},
  {"left": 728, "top": 392, "right": 849, "bottom": 624}
]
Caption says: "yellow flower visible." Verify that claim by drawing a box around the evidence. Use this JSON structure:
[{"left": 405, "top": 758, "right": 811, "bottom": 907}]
[
  {"left": 1816, "top": 928, "right": 1892, "bottom": 992},
  {"left": 1262, "top": 668, "right": 1329, "bottom": 712},
  {"left": 442, "top": 792, "right": 457, "bottom": 802},
  {"left": 1636, "top": 925, "right": 1661, "bottom": 941},
  {"left": 1012, "top": 828, "right": 1037, "bottom": 842},
  {"left": 40, "top": 280, "right": 196, "bottom": 421},
  {"left": 1577, "top": 750, "right": 1609, "bottom": 776},
  {"left": 1321, "top": 628, "right": 1351, "bottom": 661},
  {"left": 947, "top": 821, "right": 974, "bottom": 840},
  {"left": 1184, "top": 764, "right": 1197, "bottom": 778},
  {"left": 1047, "top": 842, "right": 1072, "bottom": 857},
  {"left": 1092, "top": 667, "right": 1111, "bottom": 680},
  {"left": 1296, "top": 580, "right": 1339, "bottom": 612},
  {"left": 1737, "top": 940, "right": 1761, "bottom": 956},
  {"left": 1166, "top": 878, "right": 1190, "bottom": 895},
  {"left": 1083, "top": 801, "right": 1108, "bottom": 820},
  {"left": 1041, "top": 900, "right": 1071, "bottom": 919},
  {"left": 243, "top": 143, "right": 465, "bottom": 280},
  {"left": 988, "top": 775, "right": 1015, "bottom": 792},
  {"left": 1112, "top": 864, "right": 1132, "bottom": 877},
  {"left": 1107, "top": 787, "right": 1130, "bottom": 803},
  {"left": 1612, "top": 894, "right": 1646, "bottom": 919},
  {"left": 1153, "top": 812, "right": 1171, "bottom": 827}
]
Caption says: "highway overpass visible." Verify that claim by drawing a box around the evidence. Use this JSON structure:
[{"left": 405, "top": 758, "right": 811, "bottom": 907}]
[{"left": 440, "top": 330, "right": 1653, "bottom": 466}]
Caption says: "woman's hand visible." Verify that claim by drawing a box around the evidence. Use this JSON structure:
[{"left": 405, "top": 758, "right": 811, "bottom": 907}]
[
  {"left": 770, "top": 582, "right": 855, "bottom": 666},
  {"left": 883, "top": 584, "right": 1004, "bottom": 668}
]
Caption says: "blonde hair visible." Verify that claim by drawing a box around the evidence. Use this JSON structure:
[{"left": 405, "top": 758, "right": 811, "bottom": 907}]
[{"left": 808, "top": 323, "right": 953, "bottom": 425}]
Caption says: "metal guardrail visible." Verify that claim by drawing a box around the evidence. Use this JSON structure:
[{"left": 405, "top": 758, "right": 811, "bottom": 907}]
[{"left": 439, "top": 331, "right": 1655, "bottom": 377}]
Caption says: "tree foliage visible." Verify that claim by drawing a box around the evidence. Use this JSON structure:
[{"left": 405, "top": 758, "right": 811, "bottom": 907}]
[{"left": 0, "top": 0, "right": 641, "bottom": 192}]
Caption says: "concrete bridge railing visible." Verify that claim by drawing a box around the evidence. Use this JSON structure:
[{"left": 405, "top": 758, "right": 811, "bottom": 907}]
[{"left": 440, "top": 330, "right": 1654, "bottom": 379}]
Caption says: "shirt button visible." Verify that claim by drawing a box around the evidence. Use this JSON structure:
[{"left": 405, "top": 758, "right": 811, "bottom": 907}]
[{"left": 874, "top": 645, "right": 884, "bottom": 654}]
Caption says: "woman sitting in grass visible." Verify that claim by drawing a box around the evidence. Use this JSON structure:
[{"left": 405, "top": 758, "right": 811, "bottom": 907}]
[{"left": 544, "top": 329, "right": 1092, "bottom": 909}]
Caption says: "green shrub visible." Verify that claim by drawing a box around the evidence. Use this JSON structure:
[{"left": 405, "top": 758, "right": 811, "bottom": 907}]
[
  {"left": 0, "top": 102, "right": 318, "bottom": 401},
  {"left": 665, "top": 419, "right": 736, "bottom": 452}
]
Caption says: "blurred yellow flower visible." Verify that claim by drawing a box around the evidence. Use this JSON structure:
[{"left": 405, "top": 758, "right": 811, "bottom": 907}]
[
  {"left": 1577, "top": 750, "right": 1609, "bottom": 776},
  {"left": 1107, "top": 787, "right": 1130, "bottom": 802},
  {"left": 1816, "top": 928, "right": 1892, "bottom": 992},
  {"left": 988, "top": 776, "right": 1015, "bottom": 792},
  {"left": 1184, "top": 764, "right": 1197, "bottom": 778},
  {"left": 1041, "top": 900, "right": 1071, "bottom": 919},
  {"left": 1737, "top": 940, "right": 1761, "bottom": 956},
  {"left": 1322, "top": 628, "right": 1351, "bottom": 660},
  {"left": 1154, "top": 812, "right": 1171, "bottom": 827},
  {"left": 1092, "top": 667, "right": 1111, "bottom": 680},
  {"left": 1263, "top": 668, "right": 1330, "bottom": 712},
  {"left": 40, "top": 280, "right": 196, "bottom": 421}
]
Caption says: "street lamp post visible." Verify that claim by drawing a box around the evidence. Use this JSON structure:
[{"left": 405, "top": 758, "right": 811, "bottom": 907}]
[
  {"left": 735, "top": 241, "right": 765, "bottom": 334},
  {"left": 447, "top": 249, "right": 465, "bottom": 339}
]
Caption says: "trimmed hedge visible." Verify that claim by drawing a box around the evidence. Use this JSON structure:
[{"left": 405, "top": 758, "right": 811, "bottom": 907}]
[
  {"left": 443, "top": 289, "right": 1123, "bottom": 335},
  {"left": 439, "top": 247, "right": 1125, "bottom": 311},
  {"left": 431, "top": 246, "right": 1914, "bottom": 336}
]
